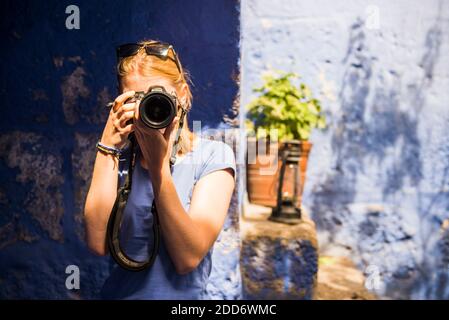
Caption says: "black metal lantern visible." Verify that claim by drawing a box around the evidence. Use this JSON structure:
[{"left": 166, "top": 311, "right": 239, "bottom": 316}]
[{"left": 269, "top": 140, "right": 302, "bottom": 224}]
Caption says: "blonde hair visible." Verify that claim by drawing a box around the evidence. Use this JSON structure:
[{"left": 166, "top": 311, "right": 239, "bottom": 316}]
[{"left": 117, "top": 39, "right": 195, "bottom": 155}]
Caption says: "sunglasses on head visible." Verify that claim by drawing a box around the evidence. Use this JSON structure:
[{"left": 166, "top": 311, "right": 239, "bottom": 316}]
[{"left": 116, "top": 42, "right": 182, "bottom": 74}]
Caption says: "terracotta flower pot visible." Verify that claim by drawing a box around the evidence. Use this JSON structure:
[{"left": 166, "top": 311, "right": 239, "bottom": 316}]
[{"left": 246, "top": 137, "right": 312, "bottom": 208}]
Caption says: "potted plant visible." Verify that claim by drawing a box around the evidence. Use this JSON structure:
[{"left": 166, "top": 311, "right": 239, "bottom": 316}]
[{"left": 245, "top": 71, "right": 326, "bottom": 208}]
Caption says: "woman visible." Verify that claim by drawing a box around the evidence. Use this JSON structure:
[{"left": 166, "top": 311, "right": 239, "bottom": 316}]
[{"left": 83, "top": 40, "right": 236, "bottom": 299}]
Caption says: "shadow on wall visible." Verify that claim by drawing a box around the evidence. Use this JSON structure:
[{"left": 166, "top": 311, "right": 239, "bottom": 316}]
[{"left": 310, "top": 3, "right": 449, "bottom": 299}]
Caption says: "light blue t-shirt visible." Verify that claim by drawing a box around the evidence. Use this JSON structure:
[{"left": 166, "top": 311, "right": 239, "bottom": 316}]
[{"left": 100, "top": 137, "right": 236, "bottom": 299}]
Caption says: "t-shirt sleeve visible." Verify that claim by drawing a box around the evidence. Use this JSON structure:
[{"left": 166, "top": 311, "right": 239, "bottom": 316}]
[{"left": 197, "top": 141, "right": 236, "bottom": 181}]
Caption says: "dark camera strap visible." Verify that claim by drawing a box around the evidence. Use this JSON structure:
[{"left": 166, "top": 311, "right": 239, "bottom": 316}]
[
  {"left": 106, "top": 107, "right": 187, "bottom": 272},
  {"left": 169, "top": 107, "right": 186, "bottom": 166},
  {"left": 106, "top": 134, "right": 160, "bottom": 271}
]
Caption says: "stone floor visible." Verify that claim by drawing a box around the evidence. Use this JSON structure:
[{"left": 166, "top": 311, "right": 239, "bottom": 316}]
[{"left": 315, "top": 256, "right": 377, "bottom": 300}]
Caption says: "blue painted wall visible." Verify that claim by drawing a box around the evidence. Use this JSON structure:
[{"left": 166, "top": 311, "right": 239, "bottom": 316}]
[
  {"left": 241, "top": 0, "right": 449, "bottom": 299},
  {"left": 0, "top": 0, "right": 241, "bottom": 299}
]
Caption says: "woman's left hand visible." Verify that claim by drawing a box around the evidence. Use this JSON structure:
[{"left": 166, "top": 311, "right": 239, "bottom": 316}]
[{"left": 134, "top": 109, "right": 180, "bottom": 178}]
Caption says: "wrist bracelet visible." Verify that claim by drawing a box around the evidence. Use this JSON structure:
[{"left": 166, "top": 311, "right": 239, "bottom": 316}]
[{"left": 96, "top": 141, "right": 123, "bottom": 157}]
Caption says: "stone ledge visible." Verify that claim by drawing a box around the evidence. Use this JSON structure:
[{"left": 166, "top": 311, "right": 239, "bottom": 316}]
[{"left": 240, "top": 202, "right": 318, "bottom": 299}]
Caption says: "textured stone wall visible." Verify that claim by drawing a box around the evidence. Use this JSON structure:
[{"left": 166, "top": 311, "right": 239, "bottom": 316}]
[
  {"left": 0, "top": 0, "right": 241, "bottom": 299},
  {"left": 241, "top": 0, "right": 449, "bottom": 299}
]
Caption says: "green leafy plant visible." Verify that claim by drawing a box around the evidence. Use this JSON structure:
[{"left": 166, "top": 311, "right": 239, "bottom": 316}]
[{"left": 245, "top": 71, "right": 326, "bottom": 141}]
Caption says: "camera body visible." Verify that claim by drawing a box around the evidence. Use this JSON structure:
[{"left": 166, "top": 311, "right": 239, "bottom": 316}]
[{"left": 132, "top": 85, "right": 178, "bottom": 129}]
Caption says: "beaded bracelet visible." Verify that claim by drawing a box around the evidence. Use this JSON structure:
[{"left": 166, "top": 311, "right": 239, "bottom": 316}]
[{"left": 96, "top": 141, "right": 124, "bottom": 157}]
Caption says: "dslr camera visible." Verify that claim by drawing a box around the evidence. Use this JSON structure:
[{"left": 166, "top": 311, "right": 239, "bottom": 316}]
[{"left": 125, "top": 85, "right": 179, "bottom": 129}]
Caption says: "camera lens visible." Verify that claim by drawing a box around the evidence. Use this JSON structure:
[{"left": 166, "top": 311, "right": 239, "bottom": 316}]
[
  {"left": 139, "top": 91, "right": 176, "bottom": 129},
  {"left": 144, "top": 96, "right": 171, "bottom": 123}
]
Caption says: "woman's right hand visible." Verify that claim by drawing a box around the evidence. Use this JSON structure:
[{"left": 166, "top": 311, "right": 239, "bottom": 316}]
[{"left": 100, "top": 91, "right": 137, "bottom": 149}]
